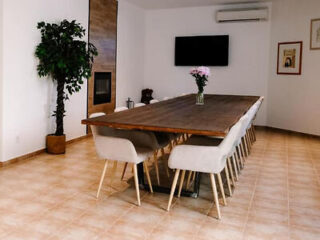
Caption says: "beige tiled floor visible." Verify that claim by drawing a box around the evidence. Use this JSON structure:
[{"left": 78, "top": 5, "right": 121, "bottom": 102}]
[{"left": 0, "top": 129, "right": 320, "bottom": 240}]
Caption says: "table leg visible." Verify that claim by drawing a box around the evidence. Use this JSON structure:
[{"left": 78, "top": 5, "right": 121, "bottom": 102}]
[{"left": 137, "top": 162, "right": 145, "bottom": 187}]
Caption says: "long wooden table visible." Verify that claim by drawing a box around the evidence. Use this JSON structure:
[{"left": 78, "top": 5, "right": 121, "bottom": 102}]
[{"left": 82, "top": 94, "right": 260, "bottom": 197}]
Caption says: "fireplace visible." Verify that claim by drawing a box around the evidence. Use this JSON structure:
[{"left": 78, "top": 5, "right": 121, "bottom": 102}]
[{"left": 93, "top": 72, "right": 111, "bottom": 105}]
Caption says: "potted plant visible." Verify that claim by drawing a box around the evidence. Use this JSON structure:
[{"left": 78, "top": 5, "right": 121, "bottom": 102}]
[{"left": 35, "top": 19, "right": 97, "bottom": 154}]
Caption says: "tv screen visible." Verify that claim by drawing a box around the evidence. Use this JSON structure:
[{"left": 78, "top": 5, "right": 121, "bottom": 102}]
[{"left": 175, "top": 35, "right": 229, "bottom": 66}]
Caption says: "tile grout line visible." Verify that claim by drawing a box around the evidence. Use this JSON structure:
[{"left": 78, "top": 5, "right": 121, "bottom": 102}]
[{"left": 241, "top": 134, "right": 268, "bottom": 240}]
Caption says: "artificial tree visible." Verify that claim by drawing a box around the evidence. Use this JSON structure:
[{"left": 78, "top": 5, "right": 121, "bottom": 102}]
[{"left": 35, "top": 19, "right": 97, "bottom": 153}]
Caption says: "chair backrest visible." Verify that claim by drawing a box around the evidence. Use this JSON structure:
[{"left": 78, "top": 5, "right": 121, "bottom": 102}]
[
  {"left": 219, "top": 117, "right": 247, "bottom": 158},
  {"left": 89, "top": 112, "right": 106, "bottom": 118},
  {"left": 150, "top": 99, "right": 159, "bottom": 104},
  {"left": 134, "top": 103, "right": 146, "bottom": 107},
  {"left": 91, "top": 125, "right": 138, "bottom": 163},
  {"left": 114, "top": 106, "right": 128, "bottom": 112}
]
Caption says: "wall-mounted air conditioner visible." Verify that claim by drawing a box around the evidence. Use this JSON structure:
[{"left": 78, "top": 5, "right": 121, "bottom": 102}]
[{"left": 216, "top": 8, "right": 269, "bottom": 23}]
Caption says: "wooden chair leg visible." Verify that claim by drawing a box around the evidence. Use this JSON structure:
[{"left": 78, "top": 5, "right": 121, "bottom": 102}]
[
  {"left": 217, "top": 173, "right": 227, "bottom": 206},
  {"left": 209, "top": 173, "right": 221, "bottom": 220},
  {"left": 133, "top": 164, "right": 141, "bottom": 206},
  {"left": 192, "top": 171, "right": 196, "bottom": 181},
  {"left": 167, "top": 169, "right": 180, "bottom": 211},
  {"left": 178, "top": 170, "right": 186, "bottom": 197},
  {"left": 240, "top": 142, "right": 246, "bottom": 162},
  {"left": 186, "top": 171, "right": 192, "bottom": 190},
  {"left": 232, "top": 154, "right": 239, "bottom": 181},
  {"left": 246, "top": 132, "right": 252, "bottom": 151},
  {"left": 161, "top": 148, "right": 170, "bottom": 178},
  {"left": 121, "top": 162, "right": 128, "bottom": 181},
  {"left": 153, "top": 150, "right": 160, "bottom": 185},
  {"left": 225, "top": 166, "right": 232, "bottom": 197},
  {"left": 96, "top": 160, "right": 109, "bottom": 199},
  {"left": 143, "top": 161, "right": 153, "bottom": 193},
  {"left": 252, "top": 125, "right": 256, "bottom": 141},
  {"left": 236, "top": 146, "right": 243, "bottom": 169},
  {"left": 234, "top": 151, "right": 241, "bottom": 173},
  {"left": 243, "top": 137, "right": 249, "bottom": 157},
  {"left": 227, "top": 157, "right": 235, "bottom": 187}
]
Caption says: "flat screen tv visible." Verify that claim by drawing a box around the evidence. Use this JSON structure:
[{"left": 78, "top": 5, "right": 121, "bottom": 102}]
[{"left": 175, "top": 35, "right": 229, "bottom": 66}]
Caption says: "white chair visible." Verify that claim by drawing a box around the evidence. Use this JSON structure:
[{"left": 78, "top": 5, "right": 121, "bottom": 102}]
[
  {"left": 134, "top": 103, "right": 146, "bottom": 107},
  {"left": 114, "top": 106, "right": 128, "bottom": 112},
  {"left": 166, "top": 116, "right": 247, "bottom": 219},
  {"left": 150, "top": 99, "right": 159, "bottom": 104},
  {"left": 91, "top": 125, "right": 155, "bottom": 206}
]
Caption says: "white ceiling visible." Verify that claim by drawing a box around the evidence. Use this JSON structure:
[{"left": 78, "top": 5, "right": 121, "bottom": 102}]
[{"left": 124, "top": 0, "right": 274, "bottom": 9}]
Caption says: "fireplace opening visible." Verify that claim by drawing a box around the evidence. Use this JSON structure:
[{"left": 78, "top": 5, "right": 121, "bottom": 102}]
[{"left": 93, "top": 72, "right": 111, "bottom": 105}]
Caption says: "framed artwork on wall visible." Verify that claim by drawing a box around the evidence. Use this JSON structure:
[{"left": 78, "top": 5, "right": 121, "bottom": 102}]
[
  {"left": 310, "top": 18, "right": 320, "bottom": 50},
  {"left": 277, "top": 41, "right": 303, "bottom": 75}
]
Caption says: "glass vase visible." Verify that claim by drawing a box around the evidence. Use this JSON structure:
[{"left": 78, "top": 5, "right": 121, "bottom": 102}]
[{"left": 196, "top": 92, "right": 204, "bottom": 105}]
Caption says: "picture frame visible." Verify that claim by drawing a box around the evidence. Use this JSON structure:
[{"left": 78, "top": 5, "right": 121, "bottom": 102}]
[
  {"left": 277, "top": 41, "right": 303, "bottom": 75},
  {"left": 310, "top": 18, "right": 320, "bottom": 50}
]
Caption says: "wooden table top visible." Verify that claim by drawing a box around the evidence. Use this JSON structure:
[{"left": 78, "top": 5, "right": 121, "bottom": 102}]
[{"left": 82, "top": 94, "right": 260, "bottom": 137}]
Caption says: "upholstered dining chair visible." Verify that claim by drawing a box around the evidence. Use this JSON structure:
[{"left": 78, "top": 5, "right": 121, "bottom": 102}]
[
  {"left": 166, "top": 116, "right": 247, "bottom": 219},
  {"left": 91, "top": 124, "right": 155, "bottom": 206}
]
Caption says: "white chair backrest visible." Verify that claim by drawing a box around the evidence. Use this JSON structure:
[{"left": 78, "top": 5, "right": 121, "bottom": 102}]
[
  {"left": 114, "top": 106, "right": 128, "bottom": 112},
  {"left": 150, "top": 99, "right": 159, "bottom": 104},
  {"left": 89, "top": 112, "right": 106, "bottom": 118},
  {"left": 91, "top": 126, "right": 138, "bottom": 163},
  {"left": 219, "top": 118, "right": 245, "bottom": 158},
  {"left": 134, "top": 103, "right": 146, "bottom": 107}
]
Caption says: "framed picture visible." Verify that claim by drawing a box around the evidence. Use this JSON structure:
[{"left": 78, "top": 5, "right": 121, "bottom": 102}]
[
  {"left": 277, "top": 41, "right": 303, "bottom": 75},
  {"left": 310, "top": 18, "right": 320, "bottom": 50}
]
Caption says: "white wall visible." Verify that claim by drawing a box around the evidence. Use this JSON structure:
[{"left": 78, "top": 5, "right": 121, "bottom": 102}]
[
  {"left": 143, "top": 3, "right": 271, "bottom": 125},
  {"left": 1, "top": 0, "right": 89, "bottom": 161},
  {"left": 116, "top": 0, "right": 146, "bottom": 107},
  {"left": 267, "top": 0, "right": 320, "bottom": 135},
  {"left": 0, "top": 0, "right": 3, "bottom": 162}
]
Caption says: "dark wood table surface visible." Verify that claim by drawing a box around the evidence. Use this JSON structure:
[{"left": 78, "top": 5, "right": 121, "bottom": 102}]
[{"left": 82, "top": 94, "right": 260, "bottom": 137}]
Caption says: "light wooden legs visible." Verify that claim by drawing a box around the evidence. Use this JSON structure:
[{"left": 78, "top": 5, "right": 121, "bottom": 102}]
[
  {"left": 96, "top": 160, "right": 108, "bottom": 199},
  {"left": 133, "top": 164, "right": 141, "bottom": 206},
  {"left": 167, "top": 169, "right": 180, "bottom": 211},
  {"left": 178, "top": 170, "right": 186, "bottom": 197},
  {"left": 121, "top": 162, "right": 128, "bottom": 181},
  {"left": 143, "top": 161, "right": 153, "bottom": 193},
  {"left": 217, "top": 173, "right": 227, "bottom": 206},
  {"left": 210, "top": 173, "right": 221, "bottom": 220},
  {"left": 186, "top": 171, "right": 192, "bottom": 190},
  {"left": 227, "top": 157, "right": 235, "bottom": 187},
  {"left": 161, "top": 148, "right": 170, "bottom": 178},
  {"left": 225, "top": 166, "right": 232, "bottom": 197},
  {"left": 153, "top": 151, "right": 160, "bottom": 185},
  {"left": 232, "top": 155, "right": 239, "bottom": 181}
]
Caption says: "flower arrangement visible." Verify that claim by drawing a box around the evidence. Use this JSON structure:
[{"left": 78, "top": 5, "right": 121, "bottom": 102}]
[{"left": 190, "top": 66, "right": 210, "bottom": 93}]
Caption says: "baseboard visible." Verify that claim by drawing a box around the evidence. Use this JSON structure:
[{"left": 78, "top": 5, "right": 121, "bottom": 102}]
[
  {"left": 0, "top": 134, "right": 92, "bottom": 168},
  {"left": 255, "top": 125, "right": 320, "bottom": 139},
  {"left": 1, "top": 126, "right": 319, "bottom": 168}
]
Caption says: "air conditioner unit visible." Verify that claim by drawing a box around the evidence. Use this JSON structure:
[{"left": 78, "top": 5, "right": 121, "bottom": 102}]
[{"left": 216, "top": 8, "right": 269, "bottom": 23}]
